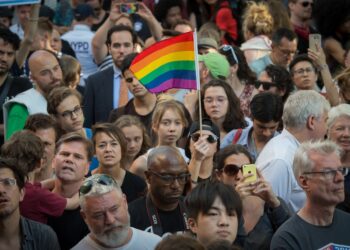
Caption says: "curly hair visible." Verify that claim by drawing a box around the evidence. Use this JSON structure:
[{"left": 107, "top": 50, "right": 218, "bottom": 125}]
[
  {"left": 1, "top": 130, "right": 44, "bottom": 175},
  {"left": 265, "top": 64, "right": 294, "bottom": 102},
  {"left": 47, "top": 86, "right": 82, "bottom": 115},
  {"left": 154, "top": 0, "right": 183, "bottom": 28},
  {"left": 242, "top": 1, "right": 274, "bottom": 40}
]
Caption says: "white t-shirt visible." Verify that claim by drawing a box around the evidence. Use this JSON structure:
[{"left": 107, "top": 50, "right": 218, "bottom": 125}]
[{"left": 72, "top": 227, "right": 161, "bottom": 250}]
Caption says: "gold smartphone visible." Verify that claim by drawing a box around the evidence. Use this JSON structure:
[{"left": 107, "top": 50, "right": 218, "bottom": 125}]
[
  {"left": 309, "top": 34, "right": 322, "bottom": 51},
  {"left": 242, "top": 164, "right": 257, "bottom": 183}
]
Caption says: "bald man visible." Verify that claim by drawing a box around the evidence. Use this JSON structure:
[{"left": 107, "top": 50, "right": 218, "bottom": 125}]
[
  {"left": 3, "top": 50, "right": 62, "bottom": 140},
  {"left": 128, "top": 146, "right": 191, "bottom": 237}
]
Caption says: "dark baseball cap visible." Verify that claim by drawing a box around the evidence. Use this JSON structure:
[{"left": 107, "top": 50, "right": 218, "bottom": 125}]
[
  {"left": 74, "top": 4, "right": 96, "bottom": 20},
  {"left": 188, "top": 119, "right": 220, "bottom": 139},
  {"left": 0, "top": 7, "right": 13, "bottom": 18}
]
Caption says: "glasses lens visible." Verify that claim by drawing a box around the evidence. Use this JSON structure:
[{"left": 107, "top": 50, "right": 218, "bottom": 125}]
[
  {"left": 302, "top": 2, "right": 312, "bottom": 7},
  {"left": 262, "top": 83, "right": 272, "bottom": 91},
  {"left": 207, "top": 135, "right": 217, "bottom": 143},
  {"left": 79, "top": 180, "right": 93, "bottom": 195},
  {"left": 254, "top": 81, "right": 261, "bottom": 89},
  {"left": 191, "top": 133, "right": 200, "bottom": 142},
  {"left": 223, "top": 164, "right": 241, "bottom": 176}
]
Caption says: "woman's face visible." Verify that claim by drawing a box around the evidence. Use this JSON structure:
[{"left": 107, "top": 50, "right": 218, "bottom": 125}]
[
  {"left": 203, "top": 86, "right": 229, "bottom": 121},
  {"left": 189, "top": 130, "right": 218, "bottom": 158},
  {"left": 95, "top": 132, "right": 122, "bottom": 168},
  {"left": 217, "top": 153, "right": 251, "bottom": 188},
  {"left": 55, "top": 95, "right": 84, "bottom": 133},
  {"left": 121, "top": 125, "right": 143, "bottom": 160},
  {"left": 328, "top": 116, "right": 350, "bottom": 152},
  {"left": 153, "top": 109, "right": 184, "bottom": 146}
]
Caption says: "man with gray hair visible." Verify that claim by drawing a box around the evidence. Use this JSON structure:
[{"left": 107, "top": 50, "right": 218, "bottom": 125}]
[
  {"left": 72, "top": 174, "right": 161, "bottom": 250},
  {"left": 256, "top": 90, "right": 330, "bottom": 212},
  {"left": 271, "top": 140, "right": 350, "bottom": 249}
]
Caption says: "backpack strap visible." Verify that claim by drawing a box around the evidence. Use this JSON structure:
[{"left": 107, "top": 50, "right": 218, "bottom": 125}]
[{"left": 232, "top": 128, "right": 242, "bottom": 144}]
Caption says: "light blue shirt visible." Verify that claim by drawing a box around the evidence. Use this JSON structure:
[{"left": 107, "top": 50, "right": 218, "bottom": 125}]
[
  {"left": 221, "top": 122, "right": 279, "bottom": 162},
  {"left": 112, "top": 65, "right": 133, "bottom": 109},
  {"left": 249, "top": 54, "right": 273, "bottom": 77}
]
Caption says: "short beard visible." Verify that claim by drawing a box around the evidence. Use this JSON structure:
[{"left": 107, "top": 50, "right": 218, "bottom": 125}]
[{"left": 92, "top": 223, "right": 130, "bottom": 248}]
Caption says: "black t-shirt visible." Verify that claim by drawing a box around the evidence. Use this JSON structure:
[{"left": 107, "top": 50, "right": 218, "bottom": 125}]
[
  {"left": 128, "top": 196, "right": 187, "bottom": 237},
  {"left": 122, "top": 170, "right": 147, "bottom": 203},
  {"left": 108, "top": 98, "right": 155, "bottom": 136},
  {"left": 47, "top": 207, "right": 89, "bottom": 250}
]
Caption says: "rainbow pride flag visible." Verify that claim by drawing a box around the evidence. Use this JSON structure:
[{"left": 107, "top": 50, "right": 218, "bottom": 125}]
[{"left": 130, "top": 32, "right": 198, "bottom": 93}]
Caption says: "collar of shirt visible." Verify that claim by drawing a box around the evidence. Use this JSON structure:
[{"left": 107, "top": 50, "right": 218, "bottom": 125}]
[
  {"left": 281, "top": 128, "right": 300, "bottom": 146},
  {"left": 73, "top": 24, "right": 92, "bottom": 31},
  {"left": 113, "top": 64, "right": 121, "bottom": 78}
]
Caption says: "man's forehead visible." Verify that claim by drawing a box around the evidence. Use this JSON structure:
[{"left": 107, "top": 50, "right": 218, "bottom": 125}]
[
  {"left": 57, "top": 141, "right": 87, "bottom": 155},
  {"left": 0, "top": 38, "right": 15, "bottom": 51},
  {"left": 0, "top": 167, "right": 15, "bottom": 179},
  {"left": 111, "top": 31, "right": 133, "bottom": 42}
]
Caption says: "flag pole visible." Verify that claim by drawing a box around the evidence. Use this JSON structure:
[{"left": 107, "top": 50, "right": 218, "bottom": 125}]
[{"left": 193, "top": 30, "right": 202, "bottom": 135}]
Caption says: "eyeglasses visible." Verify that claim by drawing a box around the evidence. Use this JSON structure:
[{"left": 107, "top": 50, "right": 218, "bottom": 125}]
[
  {"left": 220, "top": 45, "right": 239, "bottom": 65},
  {"left": 301, "top": 1, "right": 313, "bottom": 7},
  {"left": 278, "top": 46, "right": 297, "bottom": 57},
  {"left": 292, "top": 67, "right": 314, "bottom": 76},
  {"left": 0, "top": 178, "right": 16, "bottom": 188},
  {"left": 303, "top": 167, "right": 348, "bottom": 180},
  {"left": 148, "top": 169, "right": 191, "bottom": 185},
  {"left": 191, "top": 133, "right": 218, "bottom": 143},
  {"left": 79, "top": 174, "right": 117, "bottom": 196},
  {"left": 221, "top": 164, "right": 242, "bottom": 177},
  {"left": 125, "top": 77, "right": 133, "bottom": 83},
  {"left": 255, "top": 80, "right": 278, "bottom": 91},
  {"left": 59, "top": 106, "right": 83, "bottom": 119}
]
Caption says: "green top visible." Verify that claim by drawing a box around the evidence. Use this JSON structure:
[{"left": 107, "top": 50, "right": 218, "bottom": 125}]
[{"left": 6, "top": 103, "right": 29, "bottom": 140}]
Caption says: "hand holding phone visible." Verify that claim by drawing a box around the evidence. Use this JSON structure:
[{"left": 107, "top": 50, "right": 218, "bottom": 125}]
[{"left": 242, "top": 164, "right": 257, "bottom": 183}]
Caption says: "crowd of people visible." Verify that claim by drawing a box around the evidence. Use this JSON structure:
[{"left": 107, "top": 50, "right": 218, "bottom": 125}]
[{"left": 0, "top": 0, "right": 349, "bottom": 249}]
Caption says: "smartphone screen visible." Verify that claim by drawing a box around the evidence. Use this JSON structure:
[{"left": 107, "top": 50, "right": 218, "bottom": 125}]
[
  {"left": 242, "top": 164, "right": 257, "bottom": 183},
  {"left": 309, "top": 34, "right": 322, "bottom": 51},
  {"left": 120, "top": 3, "right": 138, "bottom": 14}
]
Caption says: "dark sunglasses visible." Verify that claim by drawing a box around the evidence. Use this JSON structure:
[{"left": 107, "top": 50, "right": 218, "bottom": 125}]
[
  {"left": 222, "top": 164, "right": 242, "bottom": 177},
  {"left": 125, "top": 77, "right": 133, "bottom": 83},
  {"left": 301, "top": 1, "right": 313, "bottom": 7},
  {"left": 79, "top": 174, "right": 116, "bottom": 196},
  {"left": 191, "top": 133, "right": 218, "bottom": 143},
  {"left": 255, "top": 81, "right": 278, "bottom": 91}
]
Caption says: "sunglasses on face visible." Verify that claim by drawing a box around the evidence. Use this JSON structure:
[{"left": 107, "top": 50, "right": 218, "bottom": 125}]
[
  {"left": 301, "top": 1, "right": 313, "bottom": 7},
  {"left": 191, "top": 133, "right": 218, "bottom": 143},
  {"left": 222, "top": 164, "right": 242, "bottom": 177},
  {"left": 255, "top": 81, "right": 278, "bottom": 91},
  {"left": 79, "top": 174, "right": 116, "bottom": 196}
]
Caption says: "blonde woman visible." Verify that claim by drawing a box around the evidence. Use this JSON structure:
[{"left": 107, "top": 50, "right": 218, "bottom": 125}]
[{"left": 240, "top": 1, "right": 274, "bottom": 64}]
